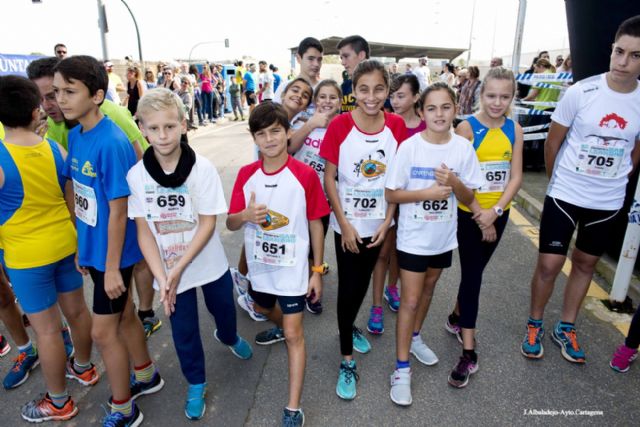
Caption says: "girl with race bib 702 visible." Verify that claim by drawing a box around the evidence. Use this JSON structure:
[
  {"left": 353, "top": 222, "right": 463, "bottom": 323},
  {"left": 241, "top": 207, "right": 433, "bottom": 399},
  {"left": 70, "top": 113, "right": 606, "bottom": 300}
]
[{"left": 320, "top": 60, "right": 407, "bottom": 401}]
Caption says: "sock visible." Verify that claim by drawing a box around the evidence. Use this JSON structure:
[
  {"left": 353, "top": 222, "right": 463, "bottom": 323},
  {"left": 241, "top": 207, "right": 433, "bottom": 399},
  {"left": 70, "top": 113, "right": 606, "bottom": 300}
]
[
  {"left": 412, "top": 331, "right": 420, "bottom": 340},
  {"left": 17, "top": 340, "right": 36, "bottom": 356},
  {"left": 527, "top": 317, "right": 543, "bottom": 327},
  {"left": 134, "top": 360, "right": 156, "bottom": 383},
  {"left": 396, "top": 359, "right": 410, "bottom": 370},
  {"left": 449, "top": 311, "right": 460, "bottom": 323},
  {"left": 111, "top": 397, "right": 133, "bottom": 416},
  {"left": 463, "top": 349, "right": 477, "bottom": 363},
  {"left": 342, "top": 359, "right": 355, "bottom": 368},
  {"left": 388, "top": 283, "right": 397, "bottom": 289},
  {"left": 558, "top": 321, "right": 575, "bottom": 330},
  {"left": 73, "top": 358, "right": 93, "bottom": 374},
  {"left": 285, "top": 407, "right": 301, "bottom": 413},
  {"left": 48, "top": 390, "right": 69, "bottom": 409},
  {"left": 137, "top": 309, "right": 154, "bottom": 321}
]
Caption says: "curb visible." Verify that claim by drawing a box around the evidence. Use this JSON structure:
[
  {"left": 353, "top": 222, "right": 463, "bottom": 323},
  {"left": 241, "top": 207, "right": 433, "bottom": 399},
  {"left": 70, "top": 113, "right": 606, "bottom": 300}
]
[{"left": 513, "top": 189, "right": 640, "bottom": 301}]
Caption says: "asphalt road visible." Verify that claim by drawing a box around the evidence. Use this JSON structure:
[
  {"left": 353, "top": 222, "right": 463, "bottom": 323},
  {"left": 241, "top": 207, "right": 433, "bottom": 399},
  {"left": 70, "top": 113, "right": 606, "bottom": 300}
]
[{"left": 0, "top": 119, "right": 637, "bottom": 426}]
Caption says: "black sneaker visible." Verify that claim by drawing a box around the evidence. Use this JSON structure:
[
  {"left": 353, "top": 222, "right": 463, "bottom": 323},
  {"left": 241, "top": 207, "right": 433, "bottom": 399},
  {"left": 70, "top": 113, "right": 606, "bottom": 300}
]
[
  {"left": 130, "top": 370, "right": 165, "bottom": 400},
  {"left": 255, "top": 327, "right": 285, "bottom": 346},
  {"left": 305, "top": 293, "right": 323, "bottom": 314}
]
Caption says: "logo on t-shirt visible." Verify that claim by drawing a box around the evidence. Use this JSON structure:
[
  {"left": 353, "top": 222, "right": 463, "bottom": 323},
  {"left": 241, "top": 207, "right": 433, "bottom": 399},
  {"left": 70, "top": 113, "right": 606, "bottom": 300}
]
[
  {"left": 599, "top": 113, "right": 628, "bottom": 130},
  {"left": 81, "top": 161, "right": 97, "bottom": 178},
  {"left": 261, "top": 209, "right": 289, "bottom": 231},
  {"left": 354, "top": 150, "right": 386, "bottom": 179}
]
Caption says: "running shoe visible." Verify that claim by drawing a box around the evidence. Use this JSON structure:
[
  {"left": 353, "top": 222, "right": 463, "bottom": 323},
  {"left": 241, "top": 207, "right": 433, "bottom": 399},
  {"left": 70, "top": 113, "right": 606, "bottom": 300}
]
[
  {"left": 521, "top": 322, "right": 544, "bottom": 359},
  {"left": 352, "top": 326, "right": 371, "bottom": 354},
  {"left": 62, "top": 327, "right": 75, "bottom": 359},
  {"left": 21, "top": 393, "right": 78, "bottom": 422},
  {"left": 101, "top": 403, "right": 143, "bottom": 427},
  {"left": 65, "top": 357, "right": 100, "bottom": 386},
  {"left": 336, "top": 360, "right": 358, "bottom": 400},
  {"left": 551, "top": 322, "right": 585, "bottom": 364},
  {"left": 448, "top": 354, "right": 479, "bottom": 388},
  {"left": 384, "top": 285, "right": 400, "bottom": 312},
  {"left": 255, "top": 327, "right": 285, "bottom": 346},
  {"left": 389, "top": 368, "right": 412, "bottom": 406},
  {"left": 282, "top": 407, "right": 305, "bottom": 427},
  {"left": 410, "top": 335, "right": 438, "bottom": 365},
  {"left": 444, "top": 314, "right": 463, "bottom": 344},
  {"left": 305, "top": 292, "right": 323, "bottom": 314},
  {"left": 184, "top": 383, "right": 206, "bottom": 420},
  {"left": 230, "top": 267, "right": 249, "bottom": 297},
  {"left": 366, "top": 306, "right": 384, "bottom": 335},
  {"left": 609, "top": 344, "right": 638, "bottom": 373},
  {"left": 0, "top": 335, "right": 10, "bottom": 357},
  {"left": 214, "top": 330, "right": 253, "bottom": 359},
  {"left": 141, "top": 316, "right": 162, "bottom": 338},
  {"left": 130, "top": 370, "right": 165, "bottom": 400},
  {"left": 237, "top": 292, "right": 268, "bottom": 322},
  {"left": 3, "top": 349, "right": 39, "bottom": 389}
]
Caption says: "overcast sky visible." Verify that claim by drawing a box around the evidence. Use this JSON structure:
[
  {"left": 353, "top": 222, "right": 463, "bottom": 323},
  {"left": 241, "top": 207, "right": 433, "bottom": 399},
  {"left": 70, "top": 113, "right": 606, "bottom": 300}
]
[{"left": 1, "top": 0, "right": 568, "bottom": 66}]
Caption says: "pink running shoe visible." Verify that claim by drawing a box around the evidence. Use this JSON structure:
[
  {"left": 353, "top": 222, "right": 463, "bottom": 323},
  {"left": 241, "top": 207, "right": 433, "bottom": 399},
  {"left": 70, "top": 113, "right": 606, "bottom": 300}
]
[{"left": 610, "top": 344, "right": 638, "bottom": 373}]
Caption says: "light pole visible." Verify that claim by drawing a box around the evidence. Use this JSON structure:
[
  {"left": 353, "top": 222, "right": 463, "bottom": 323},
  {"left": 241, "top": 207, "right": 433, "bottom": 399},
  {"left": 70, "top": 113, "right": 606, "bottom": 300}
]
[
  {"left": 466, "top": 0, "right": 477, "bottom": 66},
  {"left": 188, "top": 39, "right": 230, "bottom": 64},
  {"left": 119, "top": 0, "right": 143, "bottom": 66}
]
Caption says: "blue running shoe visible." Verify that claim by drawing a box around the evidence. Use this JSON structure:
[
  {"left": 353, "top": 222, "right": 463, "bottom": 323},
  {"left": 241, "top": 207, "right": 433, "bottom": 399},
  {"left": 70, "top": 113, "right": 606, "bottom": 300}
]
[
  {"left": 214, "top": 330, "right": 253, "bottom": 360},
  {"left": 282, "top": 407, "right": 305, "bottom": 427},
  {"left": 336, "top": 360, "right": 358, "bottom": 400},
  {"left": 366, "top": 306, "right": 384, "bottom": 335},
  {"left": 352, "top": 326, "right": 371, "bottom": 354},
  {"left": 551, "top": 322, "right": 585, "bottom": 364},
  {"left": 3, "top": 349, "right": 39, "bottom": 389},
  {"left": 130, "top": 370, "right": 165, "bottom": 400},
  {"left": 521, "top": 322, "right": 544, "bottom": 359},
  {"left": 61, "top": 327, "right": 75, "bottom": 359},
  {"left": 102, "top": 403, "right": 143, "bottom": 427},
  {"left": 384, "top": 285, "right": 400, "bottom": 312},
  {"left": 185, "top": 383, "right": 206, "bottom": 420}
]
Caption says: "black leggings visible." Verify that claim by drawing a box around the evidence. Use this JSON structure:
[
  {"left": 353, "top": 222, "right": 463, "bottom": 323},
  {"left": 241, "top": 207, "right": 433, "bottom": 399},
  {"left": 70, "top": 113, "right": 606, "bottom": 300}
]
[
  {"left": 626, "top": 305, "right": 640, "bottom": 349},
  {"left": 335, "top": 232, "right": 381, "bottom": 355},
  {"left": 456, "top": 209, "right": 509, "bottom": 329}
]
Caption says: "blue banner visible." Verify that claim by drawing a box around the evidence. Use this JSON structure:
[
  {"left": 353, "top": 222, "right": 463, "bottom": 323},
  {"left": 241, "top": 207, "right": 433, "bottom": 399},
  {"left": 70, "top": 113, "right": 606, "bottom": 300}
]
[{"left": 0, "top": 54, "right": 45, "bottom": 77}]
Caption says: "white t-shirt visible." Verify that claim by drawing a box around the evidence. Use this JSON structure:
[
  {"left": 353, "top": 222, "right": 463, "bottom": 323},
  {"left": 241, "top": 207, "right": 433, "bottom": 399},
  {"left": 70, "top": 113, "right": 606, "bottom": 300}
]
[
  {"left": 413, "top": 65, "right": 432, "bottom": 92},
  {"left": 386, "top": 133, "right": 484, "bottom": 255},
  {"left": 548, "top": 73, "right": 640, "bottom": 210},
  {"left": 319, "top": 112, "right": 408, "bottom": 238},
  {"left": 228, "top": 156, "right": 330, "bottom": 296},
  {"left": 127, "top": 154, "right": 229, "bottom": 294},
  {"left": 260, "top": 71, "right": 275, "bottom": 100},
  {"left": 293, "top": 127, "right": 327, "bottom": 194}
]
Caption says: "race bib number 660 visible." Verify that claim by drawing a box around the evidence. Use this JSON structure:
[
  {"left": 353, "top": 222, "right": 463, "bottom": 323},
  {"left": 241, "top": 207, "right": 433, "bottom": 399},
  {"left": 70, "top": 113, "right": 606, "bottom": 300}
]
[{"left": 73, "top": 179, "right": 98, "bottom": 227}]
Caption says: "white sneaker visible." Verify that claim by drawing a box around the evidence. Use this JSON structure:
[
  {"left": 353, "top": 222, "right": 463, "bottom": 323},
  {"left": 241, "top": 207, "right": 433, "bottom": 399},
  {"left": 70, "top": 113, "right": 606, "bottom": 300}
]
[
  {"left": 389, "top": 368, "right": 412, "bottom": 406},
  {"left": 230, "top": 268, "right": 249, "bottom": 296},
  {"left": 410, "top": 336, "right": 439, "bottom": 366},
  {"left": 236, "top": 293, "right": 268, "bottom": 322}
]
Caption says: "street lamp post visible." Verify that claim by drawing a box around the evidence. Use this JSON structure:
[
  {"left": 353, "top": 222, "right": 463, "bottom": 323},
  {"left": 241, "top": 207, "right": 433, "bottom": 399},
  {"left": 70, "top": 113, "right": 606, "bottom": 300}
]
[
  {"left": 120, "top": 0, "right": 143, "bottom": 66},
  {"left": 188, "top": 39, "right": 230, "bottom": 64}
]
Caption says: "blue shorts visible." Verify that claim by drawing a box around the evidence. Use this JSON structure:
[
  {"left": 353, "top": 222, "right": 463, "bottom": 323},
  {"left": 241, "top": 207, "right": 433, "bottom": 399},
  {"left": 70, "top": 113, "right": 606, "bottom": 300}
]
[{"left": 4, "top": 254, "right": 83, "bottom": 314}]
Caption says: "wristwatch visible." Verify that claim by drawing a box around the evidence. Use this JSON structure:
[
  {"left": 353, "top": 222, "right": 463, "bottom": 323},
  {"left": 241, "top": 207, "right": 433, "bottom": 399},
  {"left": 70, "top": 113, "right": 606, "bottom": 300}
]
[
  {"left": 493, "top": 206, "right": 504, "bottom": 217},
  {"left": 311, "top": 263, "right": 329, "bottom": 275}
]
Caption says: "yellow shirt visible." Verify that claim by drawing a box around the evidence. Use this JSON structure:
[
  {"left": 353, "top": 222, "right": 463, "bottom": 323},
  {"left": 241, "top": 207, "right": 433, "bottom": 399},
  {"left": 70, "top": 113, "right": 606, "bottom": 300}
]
[
  {"left": 459, "top": 116, "right": 515, "bottom": 212},
  {"left": 0, "top": 139, "right": 76, "bottom": 268}
]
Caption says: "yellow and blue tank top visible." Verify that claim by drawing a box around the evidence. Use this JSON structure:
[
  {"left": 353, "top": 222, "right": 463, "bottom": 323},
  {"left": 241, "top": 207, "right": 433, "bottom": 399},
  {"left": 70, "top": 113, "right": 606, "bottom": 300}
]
[
  {"left": 0, "top": 138, "right": 76, "bottom": 269},
  {"left": 459, "top": 116, "right": 515, "bottom": 212}
]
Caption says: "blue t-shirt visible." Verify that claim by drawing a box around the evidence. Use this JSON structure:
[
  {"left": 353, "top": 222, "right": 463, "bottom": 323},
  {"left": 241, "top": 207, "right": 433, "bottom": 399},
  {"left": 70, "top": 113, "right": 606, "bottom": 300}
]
[
  {"left": 243, "top": 72, "right": 256, "bottom": 92},
  {"left": 62, "top": 116, "right": 142, "bottom": 271},
  {"left": 273, "top": 73, "right": 282, "bottom": 92}
]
